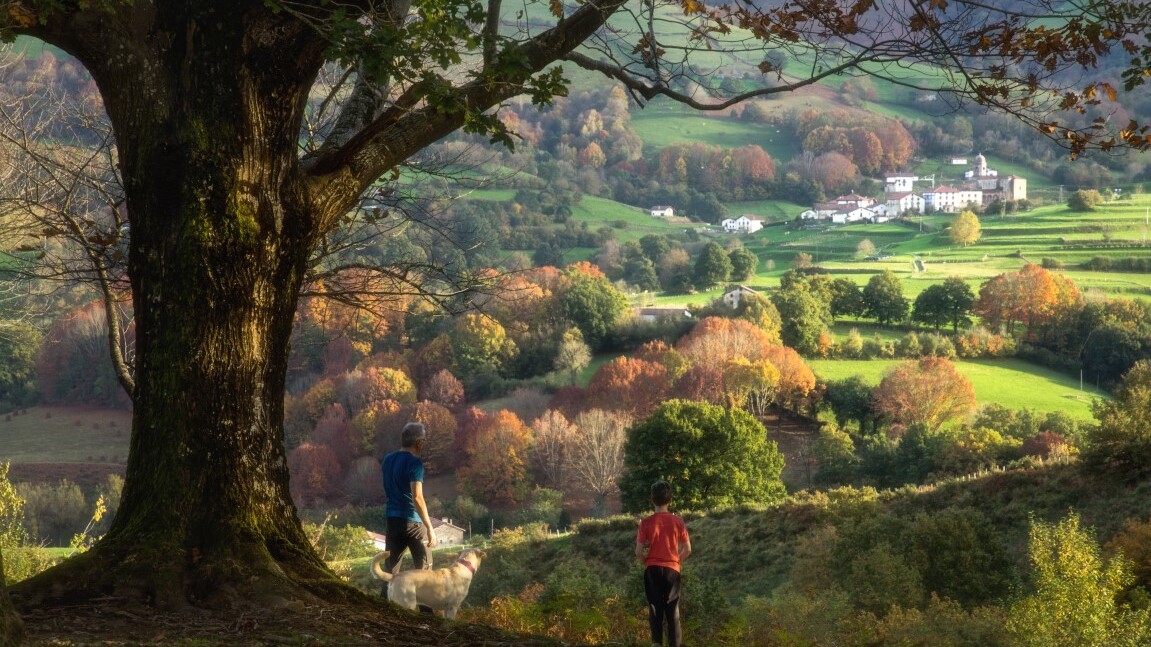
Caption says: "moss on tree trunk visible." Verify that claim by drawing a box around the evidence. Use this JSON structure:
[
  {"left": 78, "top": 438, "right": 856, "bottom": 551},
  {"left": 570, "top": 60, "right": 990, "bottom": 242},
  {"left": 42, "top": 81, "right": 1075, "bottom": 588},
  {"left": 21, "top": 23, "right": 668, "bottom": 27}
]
[
  {"left": 12, "top": 8, "right": 355, "bottom": 611},
  {"left": 0, "top": 549, "right": 22, "bottom": 647}
]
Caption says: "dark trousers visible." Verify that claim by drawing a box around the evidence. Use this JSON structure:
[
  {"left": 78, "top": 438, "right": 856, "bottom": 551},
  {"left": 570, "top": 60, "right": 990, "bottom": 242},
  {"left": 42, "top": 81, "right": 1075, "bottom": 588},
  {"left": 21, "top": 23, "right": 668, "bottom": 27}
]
[
  {"left": 380, "top": 517, "right": 427, "bottom": 597},
  {"left": 644, "top": 565, "right": 683, "bottom": 647}
]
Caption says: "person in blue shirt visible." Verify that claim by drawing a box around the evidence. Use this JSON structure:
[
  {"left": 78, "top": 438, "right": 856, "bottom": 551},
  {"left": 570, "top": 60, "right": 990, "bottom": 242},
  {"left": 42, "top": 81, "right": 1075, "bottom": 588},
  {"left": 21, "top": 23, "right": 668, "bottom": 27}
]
[{"left": 380, "top": 422, "right": 436, "bottom": 595}]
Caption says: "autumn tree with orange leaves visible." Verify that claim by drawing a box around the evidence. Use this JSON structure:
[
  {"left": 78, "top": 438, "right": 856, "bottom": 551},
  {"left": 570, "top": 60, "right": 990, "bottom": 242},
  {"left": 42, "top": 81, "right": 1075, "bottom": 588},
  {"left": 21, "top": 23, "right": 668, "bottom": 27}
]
[
  {"left": 676, "top": 316, "right": 778, "bottom": 365},
  {"left": 872, "top": 357, "right": 978, "bottom": 434},
  {"left": 457, "top": 410, "right": 534, "bottom": 506},
  {"left": 974, "top": 265, "right": 1083, "bottom": 341},
  {"left": 585, "top": 356, "right": 669, "bottom": 419}
]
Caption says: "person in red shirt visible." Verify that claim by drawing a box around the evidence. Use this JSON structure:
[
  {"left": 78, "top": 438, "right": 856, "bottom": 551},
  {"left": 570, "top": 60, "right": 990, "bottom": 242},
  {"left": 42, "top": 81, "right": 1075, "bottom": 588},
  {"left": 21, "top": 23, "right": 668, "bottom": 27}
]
[{"left": 636, "top": 480, "right": 692, "bottom": 647}]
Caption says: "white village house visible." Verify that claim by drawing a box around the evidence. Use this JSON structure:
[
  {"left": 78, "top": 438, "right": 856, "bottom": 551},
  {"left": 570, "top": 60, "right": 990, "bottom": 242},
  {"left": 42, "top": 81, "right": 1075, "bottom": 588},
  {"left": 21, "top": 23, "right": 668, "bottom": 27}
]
[
  {"left": 649, "top": 205, "right": 675, "bottom": 217},
  {"left": 366, "top": 517, "right": 468, "bottom": 550},
  {"left": 722, "top": 285, "right": 759, "bottom": 309},
  {"left": 922, "top": 185, "right": 983, "bottom": 213},
  {"left": 884, "top": 191, "right": 926, "bottom": 216},
  {"left": 721, "top": 215, "right": 764, "bottom": 233}
]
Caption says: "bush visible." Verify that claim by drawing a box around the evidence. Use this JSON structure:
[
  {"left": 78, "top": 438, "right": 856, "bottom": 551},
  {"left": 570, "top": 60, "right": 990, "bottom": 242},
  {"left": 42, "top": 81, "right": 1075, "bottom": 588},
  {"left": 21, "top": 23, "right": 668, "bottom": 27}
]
[
  {"left": 1006, "top": 513, "right": 1151, "bottom": 645},
  {"left": 304, "top": 519, "right": 374, "bottom": 561},
  {"left": 17, "top": 480, "right": 89, "bottom": 546}
]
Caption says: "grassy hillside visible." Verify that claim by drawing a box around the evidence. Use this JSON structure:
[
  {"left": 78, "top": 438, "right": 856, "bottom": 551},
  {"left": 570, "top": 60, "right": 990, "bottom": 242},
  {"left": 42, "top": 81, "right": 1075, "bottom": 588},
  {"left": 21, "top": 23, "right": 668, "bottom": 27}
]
[
  {"left": 391, "top": 460, "right": 1151, "bottom": 630},
  {"left": 0, "top": 406, "right": 131, "bottom": 463},
  {"left": 809, "top": 357, "right": 1103, "bottom": 419}
]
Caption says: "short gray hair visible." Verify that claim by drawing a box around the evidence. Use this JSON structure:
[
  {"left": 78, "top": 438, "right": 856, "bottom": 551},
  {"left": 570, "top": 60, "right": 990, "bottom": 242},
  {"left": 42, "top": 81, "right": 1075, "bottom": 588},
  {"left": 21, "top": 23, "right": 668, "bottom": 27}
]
[{"left": 401, "top": 422, "right": 427, "bottom": 448}]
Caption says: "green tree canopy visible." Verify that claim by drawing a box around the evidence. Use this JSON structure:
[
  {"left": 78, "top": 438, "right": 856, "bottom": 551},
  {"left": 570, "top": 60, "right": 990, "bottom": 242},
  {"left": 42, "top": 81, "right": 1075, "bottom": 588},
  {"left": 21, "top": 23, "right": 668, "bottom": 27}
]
[
  {"left": 863, "top": 270, "right": 910, "bottom": 325},
  {"left": 772, "top": 278, "right": 832, "bottom": 356},
  {"left": 561, "top": 271, "right": 629, "bottom": 350},
  {"left": 728, "top": 247, "right": 759, "bottom": 281},
  {"left": 693, "top": 242, "right": 733, "bottom": 290},
  {"left": 620, "top": 400, "right": 786, "bottom": 512},
  {"left": 912, "top": 278, "right": 975, "bottom": 332},
  {"left": 1084, "top": 360, "right": 1151, "bottom": 476}
]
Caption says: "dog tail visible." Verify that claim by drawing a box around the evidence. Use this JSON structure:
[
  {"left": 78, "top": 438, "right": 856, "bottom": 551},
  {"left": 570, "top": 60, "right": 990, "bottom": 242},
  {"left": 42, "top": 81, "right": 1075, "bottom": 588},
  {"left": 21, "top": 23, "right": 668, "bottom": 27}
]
[{"left": 371, "top": 551, "right": 393, "bottom": 582}]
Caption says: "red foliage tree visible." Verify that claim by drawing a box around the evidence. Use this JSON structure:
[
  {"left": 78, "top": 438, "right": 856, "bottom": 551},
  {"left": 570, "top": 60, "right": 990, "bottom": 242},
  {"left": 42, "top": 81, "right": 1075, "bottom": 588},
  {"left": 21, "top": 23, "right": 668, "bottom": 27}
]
[
  {"left": 453, "top": 406, "right": 488, "bottom": 458},
  {"left": 309, "top": 403, "right": 357, "bottom": 468},
  {"left": 673, "top": 364, "right": 729, "bottom": 406},
  {"left": 342, "top": 456, "right": 384, "bottom": 505},
  {"left": 287, "top": 442, "right": 342, "bottom": 506},
  {"left": 585, "top": 357, "right": 669, "bottom": 419},
  {"left": 872, "top": 357, "right": 977, "bottom": 433},
  {"left": 35, "top": 300, "right": 133, "bottom": 409},
  {"left": 547, "top": 386, "right": 589, "bottom": 420},
  {"left": 1021, "top": 431, "right": 1070, "bottom": 459},
  {"left": 420, "top": 369, "right": 465, "bottom": 411}
]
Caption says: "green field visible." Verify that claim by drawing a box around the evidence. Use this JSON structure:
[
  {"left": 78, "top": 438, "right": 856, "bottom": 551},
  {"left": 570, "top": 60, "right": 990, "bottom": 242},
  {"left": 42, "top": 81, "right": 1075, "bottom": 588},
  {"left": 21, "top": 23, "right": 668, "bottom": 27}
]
[
  {"left": 0, "top": 407, "right": 131, "bottom": 463},
  {"left": 809, "top": 357, "right": 1104, "bottom": 419}
]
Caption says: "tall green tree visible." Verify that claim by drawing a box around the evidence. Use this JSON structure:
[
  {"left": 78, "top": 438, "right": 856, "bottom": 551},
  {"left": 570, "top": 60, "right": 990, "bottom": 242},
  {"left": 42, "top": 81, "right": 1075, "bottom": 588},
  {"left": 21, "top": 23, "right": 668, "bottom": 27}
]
[
  {"left": 693, "top": 242, "right": 733, "bottom": 290},
  {"left": 728, "top": 247, "right": 759, "bottom": 281},
  {"left": 1083, "top": 360, "right": 1151, "bottom": 476},
  {"left": 619, "top": 400, "right": 785, "bottom": 512},
  {"left": 561, "top": 271, "right": 628, "bottom": 350},
  {"left": 2, "top": 0, "right": 1143, "bottom": 619},
  {"left": 863, "top": 271, "right": 910, "bottom": 325},
  {"left": 772, "top": 279, "right": 832, "bottom": 356},
  {"left": 912, "top": 278, "right": 975, "bottom": 332},
  {"left": 0, "top": 322, "right": 40, "bottom": 413}
]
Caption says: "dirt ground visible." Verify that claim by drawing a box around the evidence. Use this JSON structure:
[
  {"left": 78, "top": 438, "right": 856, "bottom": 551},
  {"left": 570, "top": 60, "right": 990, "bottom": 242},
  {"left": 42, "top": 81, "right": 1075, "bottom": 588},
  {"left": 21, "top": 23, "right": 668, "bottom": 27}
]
[{"left": 17, "top": 598, "right": 561, "bottom": 646}]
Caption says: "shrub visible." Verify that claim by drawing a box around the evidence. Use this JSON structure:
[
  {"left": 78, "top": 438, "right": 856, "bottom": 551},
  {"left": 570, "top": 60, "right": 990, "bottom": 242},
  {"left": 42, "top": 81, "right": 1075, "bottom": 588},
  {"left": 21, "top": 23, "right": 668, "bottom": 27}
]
[
  {"left": 1005, "top": 513, "right": 1151, "bottom": 645},
  {"left": 304, "top": 519, "right": 374, "bottom": 561}
]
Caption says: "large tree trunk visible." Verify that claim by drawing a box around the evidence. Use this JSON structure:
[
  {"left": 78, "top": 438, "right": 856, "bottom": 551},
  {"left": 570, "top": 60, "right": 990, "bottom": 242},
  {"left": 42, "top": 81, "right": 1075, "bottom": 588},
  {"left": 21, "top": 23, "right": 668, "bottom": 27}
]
[
  {"left": 15, "top": 6, "right": 349, "bottom": 609},
  {"left": 0, "top": 549, "right": 22, "bottom": 647}
]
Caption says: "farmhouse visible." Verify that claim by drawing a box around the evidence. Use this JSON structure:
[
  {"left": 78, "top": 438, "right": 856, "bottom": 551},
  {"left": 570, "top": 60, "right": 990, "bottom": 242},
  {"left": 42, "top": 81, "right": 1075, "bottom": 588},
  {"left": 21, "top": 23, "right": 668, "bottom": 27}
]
[
  {"left": 923, "top": 185, "right": 983, "bottom": 213},
  {"left": 366, "top": 517, "right": 468, "bottom": 550},
  {"left": 649, "top": 205, "right": 675, "bottom": 217},
  {"left": 637, "top": 306, "right": 693, "bottom": 323},
  {"left": 721, "top": 215, "right": 764, "bottom": 233},
  {"left": 884, "top": 174, "right": 918, "bottom": 192},
  {"left": 885, "top": 191, "right": 926, "bottom": 216},
  {"left": 723, "top": 285, "right": 759, "bottom": 309}
]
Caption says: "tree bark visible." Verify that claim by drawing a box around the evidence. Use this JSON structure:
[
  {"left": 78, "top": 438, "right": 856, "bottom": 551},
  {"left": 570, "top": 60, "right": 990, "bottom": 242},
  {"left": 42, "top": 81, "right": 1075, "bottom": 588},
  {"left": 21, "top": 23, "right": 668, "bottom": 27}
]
[
  {"left": 14, "top": 5, "right": 347, "bottom": 609},
  {"left": 0, "top": 548, "right": 22, "bottom": 647}
]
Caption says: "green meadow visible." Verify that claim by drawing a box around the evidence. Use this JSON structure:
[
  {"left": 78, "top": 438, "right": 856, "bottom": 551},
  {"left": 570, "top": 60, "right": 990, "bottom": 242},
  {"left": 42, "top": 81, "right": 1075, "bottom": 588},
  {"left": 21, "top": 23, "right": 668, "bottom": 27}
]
[{"left": 809, "top": 357, "right": 1104, "bottom": 419}]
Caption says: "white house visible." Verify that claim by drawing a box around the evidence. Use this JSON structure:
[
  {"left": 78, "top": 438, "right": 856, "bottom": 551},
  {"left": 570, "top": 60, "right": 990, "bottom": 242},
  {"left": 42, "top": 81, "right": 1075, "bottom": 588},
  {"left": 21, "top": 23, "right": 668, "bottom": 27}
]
[
  {"left": 721, "top": 215, "right": 764, "bottom": 233},
  {"left": 366, "top": 517, "right": 468, "bottom": 551},
  {"left": 884, "top": 191, "right": 926, "bottom": 216},
  {"left": 923, "top": 185, "right": 982, "bottom": 213},
  {"left": 884, "top": 175, "right": 918, "bottom": 192},
  {"left": 833, "top": 193, "right": 875, "bottom": 209},
  {"left": 649, "top": 205, "right": 675, "bottom": 217},
  {"left": 723, "top": 285, "right": 759, "bottom": 309},
  {"left": 830, "top": 206, "right": 876, "bottom": 224}
]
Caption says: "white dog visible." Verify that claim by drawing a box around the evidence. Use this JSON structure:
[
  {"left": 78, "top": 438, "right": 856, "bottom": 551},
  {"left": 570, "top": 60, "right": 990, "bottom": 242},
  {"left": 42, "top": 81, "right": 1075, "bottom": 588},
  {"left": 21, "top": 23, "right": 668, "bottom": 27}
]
[{"left": 371, "top": 549, "right": 486, "bottom": 619}]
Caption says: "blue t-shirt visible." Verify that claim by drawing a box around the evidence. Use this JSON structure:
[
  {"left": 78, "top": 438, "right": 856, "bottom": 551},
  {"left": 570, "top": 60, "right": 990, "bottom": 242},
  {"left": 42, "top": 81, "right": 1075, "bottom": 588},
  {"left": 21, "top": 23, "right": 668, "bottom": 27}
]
[{"left": 382, "top": 450, "right": 425, "bottom": 523}]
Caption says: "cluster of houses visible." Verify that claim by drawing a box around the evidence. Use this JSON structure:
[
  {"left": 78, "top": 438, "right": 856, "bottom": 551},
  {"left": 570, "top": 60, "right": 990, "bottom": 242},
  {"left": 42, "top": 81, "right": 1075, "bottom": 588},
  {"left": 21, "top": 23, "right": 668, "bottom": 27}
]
[
  {"left": 799, "top": 154, "right": 1028, "bottom": 225},
  {"left": 649, "top": 203, "right": 766, "bottom": 234},
  {"left": 647, "top": 154, "right": 1028, "bottom": 231}
]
